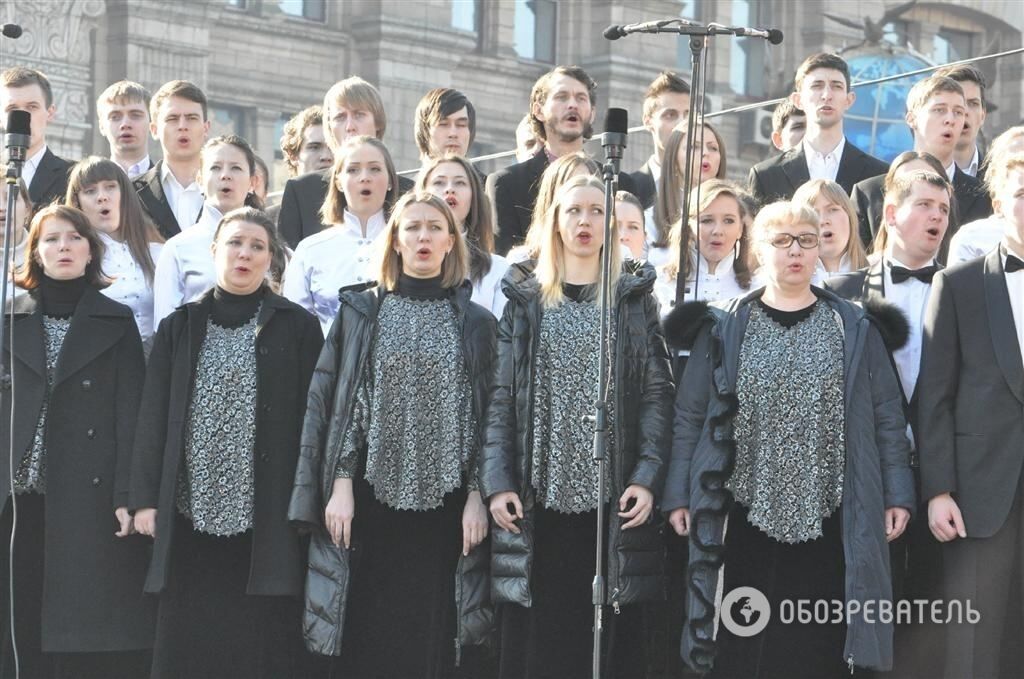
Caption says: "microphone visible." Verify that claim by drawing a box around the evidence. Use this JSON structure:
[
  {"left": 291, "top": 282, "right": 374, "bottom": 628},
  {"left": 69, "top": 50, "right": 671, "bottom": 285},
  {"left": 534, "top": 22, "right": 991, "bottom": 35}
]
[
  {"left": 603, "top": 18, "right": 703, "bottom": 40},
  {"left": 1, "top": 24, "right": 22, "bottom": 39},
  {"left": 4, "top": 110, "right": 31, "bottom": 165},
  {"left": 600, "top": 108, "right": 628, "bottom": 171},
  {"left": 732, "top": 26, "right": 784, "bottom": 44}
]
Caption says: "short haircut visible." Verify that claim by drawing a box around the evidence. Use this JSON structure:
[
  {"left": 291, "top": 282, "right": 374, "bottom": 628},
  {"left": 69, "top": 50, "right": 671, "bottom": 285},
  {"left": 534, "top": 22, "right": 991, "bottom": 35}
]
[
  {"left": 772, "top": 99, "right": 805, "bottom": 134},
  {"left": 934, "top": 63, "right": 987, "bottom": 109},
  {"left": 376, "top": 192, "right": 468, "bottom": 291},
  {"left": 642, "top": 71, "right": 690, "bottom": 123},
  {"left": 15, "top": 205, "right": 109, "bottom": 289},
  {"left": 96, "top": 80, "right": 151, "bottom": 116},
  {"left": 529, "top": 65, "right": 597, "bottom": 142},
  {"left": 794, "top": 53, "right": 851, "bottom": 92},
  {"left": 1, "top": 67, "right": 54, "bottom": 108},
  {"left": 322, "top": 77, "right": 386, "bottom": 145},
  {"left": 884, "top": 170, "right": 953, "bottom": 211},
  {"left": 414, "top": 88, "right": 476, "bottom": 157},
  {"left": 213, "top": 206, "right": 290, "bottom": 287},
  {"left": 150, "top": 80, "right": 208, "bottom": 121},
  {"left": 883, "top": 151, "right": 947, "bottom": 193},
  {"left": 906, "top": 76, "right": 964, "bottom": 116},
  {"left": 320, "top": 136, "right": 399, "bottom": 226},
  {"left": 280, "top": 105, "right": 324, "bottom": 175},
  {"left": 750, "top": 201, "right": 821, "bottom": 245}
]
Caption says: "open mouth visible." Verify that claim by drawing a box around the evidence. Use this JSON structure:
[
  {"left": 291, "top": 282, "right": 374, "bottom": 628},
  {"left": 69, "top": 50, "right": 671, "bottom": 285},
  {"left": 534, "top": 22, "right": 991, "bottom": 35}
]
[
  {"left": 177, "top": 136, "right": 190, "bottom": 146},
  {"left": 564, "top": 114, "right": 580, "bottom": 124},
  {"left": 821, "top": 230, "right": 834, "bottom": 239},
  {"left": 701, "top": 162, "right": 711, "bottom": 172},
  {"left": 360, "top": 189, "right": 372, "bottom": 197},
  {"left": 220, "top": 187, "right": 233, "bottom": 197},
  {"left": 416, "top": 247, "right": 432, "bottom": 258},
  {"left": 445, "top": 196, "right": 458, "bottom": 208},
  {"left": 99, "top": 207, "right": 112, "bottom": 218},
  {"left": 926, "top": 227, "right": 941, "bottom": 238},
  {"left": 577, "top": 232, "right": 592, "bottom": 244}
]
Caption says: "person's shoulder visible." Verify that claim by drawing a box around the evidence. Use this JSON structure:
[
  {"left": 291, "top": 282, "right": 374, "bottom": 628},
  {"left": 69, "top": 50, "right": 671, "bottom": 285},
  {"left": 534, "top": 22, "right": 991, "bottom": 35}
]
[
  {"left": 750, "top": 147, "right": 796, "bottom": 174},
  {"left": 295, "top": 227, "right": 340, "bottom": 250},
  {"left": 853, "top": 173, "right": 886, "bottom": 194},
  {"left": 133, "top": 162, "right": 160, "bottom": 191},
  {"left": 284, "top": 169, "right": 331, "bottom": 194}
]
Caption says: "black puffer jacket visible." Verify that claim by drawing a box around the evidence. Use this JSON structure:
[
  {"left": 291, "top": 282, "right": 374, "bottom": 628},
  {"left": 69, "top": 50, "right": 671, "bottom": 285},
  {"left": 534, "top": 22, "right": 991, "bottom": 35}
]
[
  {"left": 478, "top": 262, "right": 674, "bottom": 608},
  {"left": 288, "top": 280, "right": 497, "bottom": 656}
]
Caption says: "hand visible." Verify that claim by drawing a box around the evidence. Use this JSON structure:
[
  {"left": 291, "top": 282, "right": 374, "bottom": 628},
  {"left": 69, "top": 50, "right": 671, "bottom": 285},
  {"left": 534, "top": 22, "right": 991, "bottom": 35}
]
[
  {"left": 488, "top": 491, "right": 523, "bottom": 534},
  {"left": 618, "top": 484, "right": 654, "bottom": 530},
  {"left": 462, "top": 490, "right": 489, "bottom": 555},
  {"left": 114, "top": 507, "right": 135, "bottom": 537},
  {"left": 668, "top": 507, "right": 690, "bottom": 536},
  {"left": 928, "top": 493, "right": 967, "bottom": 542},
  {"left": 134, "top": 508, "right": 157, "bottom": 537},
  {"left": 884, "top": 507, "right": 910, "bottom": 542},
  {"left": 325, "top": 478, "right": 355, "bottom": 548}
]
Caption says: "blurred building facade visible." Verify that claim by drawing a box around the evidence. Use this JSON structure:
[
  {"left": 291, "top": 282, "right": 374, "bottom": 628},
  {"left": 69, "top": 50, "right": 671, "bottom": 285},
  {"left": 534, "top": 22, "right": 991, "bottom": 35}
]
[{"left": 1, "top": 0, "right": 1021, "bottom": 188}]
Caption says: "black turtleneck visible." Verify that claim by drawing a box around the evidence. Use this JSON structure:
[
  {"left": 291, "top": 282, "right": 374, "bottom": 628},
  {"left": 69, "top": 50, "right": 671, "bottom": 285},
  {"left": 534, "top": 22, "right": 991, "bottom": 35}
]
[
  {"left": 395, "top": 273, "right": 447, "bottom": 301},
  {"left": 562, "top": 282, "right": 597, "bottom": 303},
  {"left": 39, "top": 275, "right": 89, "bottom": 318},
  {"left": 211, "top": 285, "right": 265, "bottom": 328}
]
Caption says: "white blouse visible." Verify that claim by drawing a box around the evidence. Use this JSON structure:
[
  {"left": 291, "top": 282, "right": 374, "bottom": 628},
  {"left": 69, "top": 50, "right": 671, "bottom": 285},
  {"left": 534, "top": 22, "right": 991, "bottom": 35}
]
[
  {"left": 152, "top": 203, "right": 222, "bottom": 325},
  {"left": 948, "top": 216, "right": 1006, "bottom": 265},
  {"left": 812, "top": 254, "right": 853, "bottom": 287},
  {"left": 99, "top": 232, "right": 163, "bottom": 349},
  {"left": 654, "top": 249, "right": 747, "bottom": 316},
  {"left": 471, "top": 254, "right": 510, "bottom": 318},
  {"left": 282, "top": 209, "right": 386, "bottom": 336}
]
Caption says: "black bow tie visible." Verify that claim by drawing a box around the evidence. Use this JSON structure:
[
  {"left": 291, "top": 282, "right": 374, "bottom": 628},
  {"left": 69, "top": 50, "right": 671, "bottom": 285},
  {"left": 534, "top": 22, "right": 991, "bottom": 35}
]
[
  {"left": 890, "top": 264, "right": 938, "bottom": 284},
  {"left": 1006, "top": 254, "right": 1024, "bottom": 273}
]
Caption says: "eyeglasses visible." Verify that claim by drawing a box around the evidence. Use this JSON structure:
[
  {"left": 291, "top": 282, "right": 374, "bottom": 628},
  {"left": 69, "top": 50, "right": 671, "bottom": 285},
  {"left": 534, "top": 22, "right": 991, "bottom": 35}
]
[{"left": 764, "top": 233, "right": 819, "bottom": 249}]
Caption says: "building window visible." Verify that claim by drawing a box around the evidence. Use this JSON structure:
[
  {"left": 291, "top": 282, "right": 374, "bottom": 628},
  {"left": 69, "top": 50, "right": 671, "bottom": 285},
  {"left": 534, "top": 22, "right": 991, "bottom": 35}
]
[
  {"left": 514, "top": 0, "right": 556, "bottom": 63},
  {"left": 934, "top": 28, "right": 974, "bottom": 64},
  {"left": 452, "top": 0, "right": 480, "bottom": 33},
  {"left": 729, "top": 0, "right": 765, "bottom": 97},
  {"left": 279, "top": 0, "right": 326, "bottom": 22},
  {"left": 209, "top": 105, "right": 247, "bottom": 140},
  {"left": 883, "top": 20, "right": 909, "bottom": 47},
  {"left": 676, "top": 0, "right": 701, "bottom": 69},
  {"left": 226, "top": 0, "right": 247, "bottom": 8}
]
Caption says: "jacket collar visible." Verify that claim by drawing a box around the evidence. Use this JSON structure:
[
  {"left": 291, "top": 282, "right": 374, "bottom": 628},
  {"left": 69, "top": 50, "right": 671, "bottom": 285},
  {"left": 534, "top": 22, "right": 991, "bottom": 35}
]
[
  {"left": 984, "top": 248, "right": 1024, "bottom": 404},
  {"left": 500, "top": 259, "right": 657, "bottom": 306}
]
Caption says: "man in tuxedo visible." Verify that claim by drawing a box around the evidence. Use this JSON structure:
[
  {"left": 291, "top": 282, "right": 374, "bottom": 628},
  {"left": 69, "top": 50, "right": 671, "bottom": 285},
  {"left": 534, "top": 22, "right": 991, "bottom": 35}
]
[
  {"left": 918, "top": 153, "right": 1024, "bottom": 679},
  {"left": 276, "top": 77, "right": 414, "bottom": 248},
  {"left": 935, "top": 63, "right": 987, "bottom": 180},
  {"left": 747, "top": 53, "right": 887, "bottom": 206},
  {"left": 629, "top": 70, "right": 690, "bottom": 209},
  {"left": 97, "top": 80, "right": 152, "bottom": 180},
  {"left": 850, "top": 76, "right": 992, "bottom": 256},
  {"left": 132, "top": 80, "right": 210, "bottom": 239},
  {"left": 1, "top": 67, "right": 72, "bottom": 208},
  {"left": 770, "top": 100, "right": 805, "bottom": 153}
]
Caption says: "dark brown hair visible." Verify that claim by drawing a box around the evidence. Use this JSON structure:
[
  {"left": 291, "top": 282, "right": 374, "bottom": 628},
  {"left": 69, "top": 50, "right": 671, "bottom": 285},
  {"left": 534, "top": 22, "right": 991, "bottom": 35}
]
[
  {"left": 529, "top": 66, "right": 597, "bottom": 142},
  {"left": 201, "top": 135, "right": 264, "bottom": 210},
  {"left": 15, "top": 205, "right": 109, "bottom": 289},
  {"left": 654, "top": 121, "right": 728, "bottom": 248},
  {"left": 414, "top": 88, "right": 476, "bottom": 158},
  {"left": 795, "top": 53, "right": 851, "bottom": 91},
  {"left": 150, "top": 79, "right": 208, "bottom": 121},
  {"left": 213, "top": 207, "right": 290, "bottom": 287},
  {"left": 1, "top": 67, "right": 53, "bottom": 108},
  {"left": 280, "top": 105, "right": 324, "bottom": 175},
  {"left": 642, "top": 71, "right": 691, "bottom": 123},
  {"left": 934, "top": 63, "right": 987, "bottom": 110}
]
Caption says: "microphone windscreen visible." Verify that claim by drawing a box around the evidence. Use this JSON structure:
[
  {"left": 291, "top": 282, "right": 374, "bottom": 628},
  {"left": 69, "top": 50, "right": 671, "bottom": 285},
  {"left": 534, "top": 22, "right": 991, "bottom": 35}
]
[
  {"left": 604, "top": 108, "right": 629, "bottom": 135},
  {"left": 602, "top": 25, "right": 623, "bottom": 40},
  {"left": 1, "top": 24, "right": 23, "bottom": 39},
  {"left": 5, "top": 110, "right": 31, "bottom": 136},
  {"left": 767, "top": 28, "right": 784, "bottom": 45}
]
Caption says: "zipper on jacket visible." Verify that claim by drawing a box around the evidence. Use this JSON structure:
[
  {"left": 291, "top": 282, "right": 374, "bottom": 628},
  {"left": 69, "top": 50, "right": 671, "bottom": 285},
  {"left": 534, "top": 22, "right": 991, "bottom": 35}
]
[
  {"left": 847, "top": 654, "right": 854, "bottom": 674},
  {"left": 611, "top": 588, "right": 621, "bottom": 614}
]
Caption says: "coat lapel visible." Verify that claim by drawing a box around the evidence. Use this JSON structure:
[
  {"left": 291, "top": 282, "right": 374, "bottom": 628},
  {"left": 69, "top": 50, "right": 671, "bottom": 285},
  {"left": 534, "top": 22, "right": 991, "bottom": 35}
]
[
  {"left": 29, "top": 149, "right": 62, "bottom": 204},
  {"left": 6, "top": 297, "right": 45, "bottom": 377},
  {"left": 52, "top": 288, "right": 128, "bottom": 387},
  {"left": 142, "top": 162, "right": 181, "bottom": 234},
  {"left": 834, "top": 140, "right": 864, "bottom": 192},
  {"left": 862, "top": 259, "right": 885, "bottom": 300},
  {"left": 781, "top": 146, "right": 810, "bottom": 194},
  {"left": 984, "top": 250, "right": 1024, "bottom": 404}
]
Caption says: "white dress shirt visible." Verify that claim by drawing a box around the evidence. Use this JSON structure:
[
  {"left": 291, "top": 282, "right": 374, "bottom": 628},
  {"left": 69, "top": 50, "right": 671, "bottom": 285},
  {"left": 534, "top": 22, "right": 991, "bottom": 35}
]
[
  {"left": 883, "top": 255, "right": 935, "bottom": 403},
  {"left": 160, "top": 162, "right": 204, "bottom": 232},
  {"left": 99, "top": 232, "right": 163, "bottom": 351},
  {"left": 1003, "top": 243, "right": 1024, "bottom": 361},
  {"left": 123, "top": 155, "right": 151, "bottom": 180},
  {"left": 948, "top": 216, "right": 1006, "bottom": 264},
  {"left": 812, "top": 254, "right": 853, "bottom": 287},
  {"left": 960, "top": 145, "right": 981, "bottom": 178},
  {"left": 21, "top": 146, "right": 47, "bottom": 190},
  {"left": 944, "top": 160, "right": 957, "bottom": 183},
  {"left": 804, "top": 137, "right": 846, "bottom": 183},
  {"left": 282, "top": 209, "right": 385, "bottom": 336},
  {"left": 152, "top": 203, "right": 223, "bottom": 324},
  {"left": 472, "top": 254, "right": 510, "bottom": 319}
]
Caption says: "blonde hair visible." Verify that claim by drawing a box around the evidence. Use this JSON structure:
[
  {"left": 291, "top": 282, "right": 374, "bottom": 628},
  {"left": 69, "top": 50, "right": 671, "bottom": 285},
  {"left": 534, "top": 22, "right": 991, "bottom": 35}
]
[
  {"left": 521, "top": 152, "right": 601, "bottom": 260},
  {"left": 376, "top": 192, "right": 468, "bottom": 291},
  {"left": 322, "top": 76, "right": 386, "bottom": 148},
  {"left": 750, "top": 201, "right": 820, "bottom": 265},
  {"left": 320, "top": 136, "right": 399, "bottom": 227},
  {"left": 534, "top": 175, "right": 620, "bottom": 308},
  {"left": 792, "top": 179, "right": 867, "bottom": 269},
  {"left": 984, "top": 127, "right": 1024, "bottom": 199}
]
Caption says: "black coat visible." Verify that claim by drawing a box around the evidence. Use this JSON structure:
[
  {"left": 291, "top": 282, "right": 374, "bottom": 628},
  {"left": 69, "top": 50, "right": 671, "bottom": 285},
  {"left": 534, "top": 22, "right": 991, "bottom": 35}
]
[
  {"left": 130, "top": 288, "right": 323, "bottom": 596},
  {"left": 478, "top": 262, "right": 674, "bottom": 608},
  {"left": 628, "top": 157, "right": 658, "bottom": 209},
  {"left": 277, "top": 169, "right": 415, "bottom": 249},
  {"left": 747, "top": 138, "right": 888, "bottom": 207},
  {"left": 28, "top": 148, "right": 72, "bottom": 208},
  {"left": 288, "top": 280, "right": 496, "bottom": 655},
  {"left": 1, "top": 288, "right": 154, "bottom": 652},
  {"left": 133, "top": 160, "right": 197, "bottom": 240}
]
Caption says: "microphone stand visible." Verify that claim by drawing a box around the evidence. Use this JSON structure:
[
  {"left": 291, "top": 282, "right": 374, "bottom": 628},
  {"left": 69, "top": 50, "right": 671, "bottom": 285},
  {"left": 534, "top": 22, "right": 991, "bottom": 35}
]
[{"left": 1, "top": 159, "right": 22, "bottom": 382}]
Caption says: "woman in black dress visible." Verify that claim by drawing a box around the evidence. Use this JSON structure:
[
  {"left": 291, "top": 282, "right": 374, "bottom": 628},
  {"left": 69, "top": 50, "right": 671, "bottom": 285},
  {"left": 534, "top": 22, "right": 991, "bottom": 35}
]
[{"left": 131, "top": 207, "right": 323, "bottom": 678}]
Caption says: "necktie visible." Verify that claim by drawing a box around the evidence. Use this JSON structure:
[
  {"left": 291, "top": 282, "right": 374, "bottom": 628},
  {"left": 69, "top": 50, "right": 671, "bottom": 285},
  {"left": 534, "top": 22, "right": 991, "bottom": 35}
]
[
  {"left": 1006, "top": 254, "right": 1024, "bottom": 273},
  {"left": 890, "top": 265, "right": 938, "bottom": 284}
]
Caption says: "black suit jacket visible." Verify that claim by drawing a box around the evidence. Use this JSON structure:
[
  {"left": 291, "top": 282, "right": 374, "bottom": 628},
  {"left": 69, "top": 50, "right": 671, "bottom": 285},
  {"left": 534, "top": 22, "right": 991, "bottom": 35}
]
[
  {"left": 132, "top": 160, "right": 198, "bottom": 240},
  {"left": 276, "top": 169, "right": 414, "bottom": 249},
  {"left": 747, "top": 138, "right": 888, "bottom": 207},
  {"left": 28, "top": 148, "right": 73, "bottom": 208},
  {"left": 486, "top": 150, "right": 640, "bottom": 256},
  {"left": 850, "top": 166, "right": 992, "bottom": 260},
  {"left": 918, "top": 249, "right": 1024, "bottom": 538},
  {"left": 628, "top": 157, "right": 657, "bottom": 209}
]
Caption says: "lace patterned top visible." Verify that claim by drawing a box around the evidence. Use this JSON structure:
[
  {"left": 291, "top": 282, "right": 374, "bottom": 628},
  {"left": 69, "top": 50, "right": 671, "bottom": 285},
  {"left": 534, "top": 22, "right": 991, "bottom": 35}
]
[
  {"left": 728, "top": 301, "right": 846, "bottom": 543},
  {"left": 15, "top": 316, "right": 71, "bottom": 494},
  {"left": 530, "top": 295, "right": 614, "bottom": 514},
  {"left": 176, "top": 311, "right": 260, "bottom": 536},
  {"left": 335, "top": 293, "right": 477, "bottom": 511}
]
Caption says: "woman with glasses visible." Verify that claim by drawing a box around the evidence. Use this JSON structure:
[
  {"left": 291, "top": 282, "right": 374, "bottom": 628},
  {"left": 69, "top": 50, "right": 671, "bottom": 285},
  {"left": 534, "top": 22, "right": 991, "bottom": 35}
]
[{"left": 660, "top": 201, "right": 915, "bottom": 677}]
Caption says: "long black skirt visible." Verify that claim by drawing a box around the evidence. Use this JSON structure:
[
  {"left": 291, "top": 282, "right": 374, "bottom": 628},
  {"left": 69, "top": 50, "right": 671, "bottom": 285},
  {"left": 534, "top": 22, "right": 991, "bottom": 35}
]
[
  {"left": 336, "top": 477, "right": 465, "bottom": 679},
  {"left": 150, "top": 513, "right": 305, "bottom": 679},
  {"left": 497, "top": 504, "right": 647, "bottom": 679},
  {"left": 711, "top": 504, "right": 848, "bottom": 679},
  {"left": 0, "top": 494, "right": 150, "bottom": 679}
]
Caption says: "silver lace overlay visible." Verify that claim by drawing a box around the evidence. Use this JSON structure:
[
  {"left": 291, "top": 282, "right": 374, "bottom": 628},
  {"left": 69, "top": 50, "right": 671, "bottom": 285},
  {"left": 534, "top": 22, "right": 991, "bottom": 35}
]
[
  {"left": 176, "top": 312, "right": 259, "bottom": 536},
  {"left": 335, "top": 294, "right": 476, "bottom": 511},
  {"left": 729, "top": 302, "right": 846, "bottom": 543},
  {"left": 530, "top": 298, "right": 614, "bottom": 514},
  {"left": 15, "top": 316, "right": 71, "bottom": 494}
]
